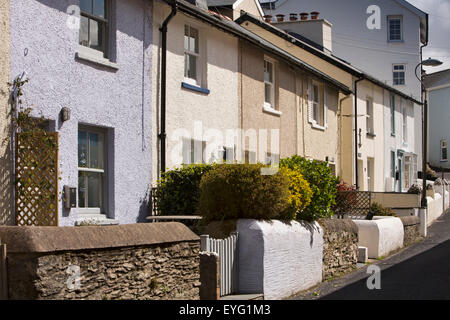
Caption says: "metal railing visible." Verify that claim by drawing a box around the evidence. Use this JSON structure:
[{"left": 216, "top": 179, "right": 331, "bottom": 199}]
[{"left": 200, "top": 232, "right": 239, "bottom": 297}]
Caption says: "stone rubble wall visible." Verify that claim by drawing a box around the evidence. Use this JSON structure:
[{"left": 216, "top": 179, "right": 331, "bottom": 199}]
[
  {"left": 0, "top": 223, "right": 200, "bottom": 300},
  {"left": 319, "top": 219, "right": 358, "bottom": 281},
  {"left": 400, "top": 216, "right": 422, "bottom": 247}
]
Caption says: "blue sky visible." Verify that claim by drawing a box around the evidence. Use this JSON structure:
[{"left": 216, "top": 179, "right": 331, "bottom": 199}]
[{"left": 403, "top": 0, "right": 450, "bottom": 73}]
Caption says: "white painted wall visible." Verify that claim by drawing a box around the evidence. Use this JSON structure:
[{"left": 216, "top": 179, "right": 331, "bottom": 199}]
[
  {"left": 426, "top": 193, "right": 444, "bottom": 226},
  {"left": 353, "top": 217, "right": 404, "bottom": 258},
  {"left": 237, "top": 219, "right": 323, "bottom": 300},
  {"left": 152, "top": 2, "right": 240, "bottom": 183},
  {"left": 383, "top": 91, "right": 421, "bottom": 192}
]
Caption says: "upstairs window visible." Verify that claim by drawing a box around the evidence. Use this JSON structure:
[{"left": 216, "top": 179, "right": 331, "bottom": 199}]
[
  {"left": 393, "top": 64, "right": 406, "bottom": 85},
  {"left": 184, "top": 25, "right": 201, "bottom": 85},
  {"left": 264, "top": 59, "right": 276, "bottom": 109},
  {"left": 366, "top": 98, "right": 374, "bottom": 135},
  {"left": 441, "top": 140, "right": 448, "bottom": 162},
  {"left": 79, "top": 0, "right": 109, "bottom": 57},
  {"left": 388, "top": 16, "right": 403, "bottom": 42},
  {"left": 390, "top": 94, "right": 396, "bottom": 135},
  {"left": 308, "top": 80, "right": 326, "bottom": 128}
]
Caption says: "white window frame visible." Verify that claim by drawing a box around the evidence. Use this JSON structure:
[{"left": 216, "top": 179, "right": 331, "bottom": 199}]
[
  {"left": 366, "top": 97, "right": 374, "bottom": 135},
  {"left": 388, "top": 16, "right": 403, "bottom": 42},
  {"left": 79, "top": 0, "right": 110, "bottom": 58},
  {"left": 184, "top": 24, "right": 202, "bottom": 86},
  {"left": 393, "top": 64, "right": 406, "bottom": 86},
  {"left": 78, "top": 127, "right": 107, "bottom": 216},
  {"left": 441, "top": 139, "right": 448, "bottom": 162},
  {"left": 308, "top": 79, "right": 327, "bottom": 130},
  {"left": 402, "top": 101, "right": 408, "bottom": 145},
  {"left": 263, "top": 57, "right": 281, "bottom": 116}
]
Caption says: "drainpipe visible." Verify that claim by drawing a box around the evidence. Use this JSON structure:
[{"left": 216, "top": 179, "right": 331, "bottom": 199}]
[
  {"left": 159, "top": 2, "right": 177, "bottom": 173},
  {"left": 420, "top": 19, "right": 428, "bottom": 207},
  {"left": 338, "top": 93, "right": 352, "bottom": 178},
  {"left": 354, "top": 78, "right": 364, "bottom": 190}
]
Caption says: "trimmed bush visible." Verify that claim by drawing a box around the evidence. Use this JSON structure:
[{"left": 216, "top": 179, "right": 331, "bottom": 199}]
[
  {"left": 155, "top": 164, "right": 214, "bottom": 215},
  {"left": 366, "top": 202, "right": 397, "bottom": 220},
  {"left": 280, "top": 155, "right": 340, "bottom": 221},
  {"left": 279, "top": 167, "right": 313, "bottom": 220},
  {"left": 198, "top": 164, "right": 292, "bottom": 222}
]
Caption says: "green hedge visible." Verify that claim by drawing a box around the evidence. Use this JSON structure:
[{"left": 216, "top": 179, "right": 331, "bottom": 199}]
[
  {"left": 280, "top": 155, "right": 339, "bottom": 221},
  {"left": 155, "top": 164, "right": 214, "bottom": 215},
  {"left": 198, "top": 164, "right": 293, "bottom": 222}
]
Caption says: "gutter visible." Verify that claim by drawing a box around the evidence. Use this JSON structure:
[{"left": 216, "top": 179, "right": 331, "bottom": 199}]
[{"left": 159, "top": 1, "right": 177, "bottom": 173}]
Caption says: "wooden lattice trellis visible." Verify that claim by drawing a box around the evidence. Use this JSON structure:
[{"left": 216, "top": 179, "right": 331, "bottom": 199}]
[
  {"left": 333, "top": 191, "right": 372, "bottom": 219},
  {"left": 15, "top": 132, "right": 59, "bottom": 226}
]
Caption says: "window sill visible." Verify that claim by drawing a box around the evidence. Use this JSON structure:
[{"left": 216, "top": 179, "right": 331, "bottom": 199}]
[
  {"left": 310, "top": 121, "right": 326, "bottom": 131},
  {"left": 181, "top": 82, "right": 210, "bottom": 94},
  {"left": 263, "top": 104, "right": 282, "bottom": 116},
  {"left": 76, "top": 46, "right": 119, "bottom": 70},
  {"left": 75, "top": 214, "right": 119, "bottom": 226}
]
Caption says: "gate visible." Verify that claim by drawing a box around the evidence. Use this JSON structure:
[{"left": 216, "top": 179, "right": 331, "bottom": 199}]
[
  {"left": 15, "top": 132, "right": 59, "bottom": 226},
  {"left": 200, "top": 232, "right": 238, "bottom": 297}
]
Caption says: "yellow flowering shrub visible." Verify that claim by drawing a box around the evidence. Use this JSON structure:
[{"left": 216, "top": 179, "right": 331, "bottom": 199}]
[{"left": 279, "top": 167, "right": 313, "bottom": 220}]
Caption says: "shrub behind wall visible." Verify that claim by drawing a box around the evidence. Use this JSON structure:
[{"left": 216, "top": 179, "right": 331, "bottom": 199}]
[
  {"left": 198, "top": 164, "right": 292, "bottom": 221},
  {"left": 155, "top": 164, "right": 214, "bottom": 215},
  {"left": 280, "top": 155, "right": 339, "bottom": 221}
]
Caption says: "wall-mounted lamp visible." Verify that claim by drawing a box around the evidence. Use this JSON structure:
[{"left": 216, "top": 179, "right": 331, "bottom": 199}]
[{"left": 61, "top": 107, "right": 71, "bottom": 122}]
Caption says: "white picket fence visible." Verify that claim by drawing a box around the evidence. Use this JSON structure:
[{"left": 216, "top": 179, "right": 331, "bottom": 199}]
[{"left": 200, "top": 232, "right": 239, "bottom": 297}]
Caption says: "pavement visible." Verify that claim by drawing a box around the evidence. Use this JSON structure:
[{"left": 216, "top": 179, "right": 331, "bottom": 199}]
[{"left": 291, "top": 209, "right": 450, "bottom": 300}]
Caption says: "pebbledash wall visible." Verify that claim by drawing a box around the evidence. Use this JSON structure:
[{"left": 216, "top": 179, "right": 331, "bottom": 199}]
[
  {"left": 9, "top": 0, "right": 153, "bottom": 225},
  {"left": 0, "top": 223, "right": 200, "bottom": 300},
  {"left": 0, "top": 0, "right": 11, "bottom": 225}
]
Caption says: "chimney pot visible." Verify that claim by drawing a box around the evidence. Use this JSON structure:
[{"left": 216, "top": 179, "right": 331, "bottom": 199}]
[
  {"left": 276, "top": 14, "right": 285, "bottom": 22},
  {"left": 300, "top": 12, "right": 309, "bottom": 20},
  {"left": 263, "top": 14, "right": 272, "bottom": 23},
  {"left": 310, "top": 11, "right": 320, "bottom": 20},
  {"left": 289, "top": 13, "right": 298, "bottom": 21}
]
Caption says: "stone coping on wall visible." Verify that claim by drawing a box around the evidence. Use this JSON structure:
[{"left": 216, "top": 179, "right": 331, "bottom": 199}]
[
  {"left": 0, "top": 222, "right": 199, "bottom": 253},
  {"left": 399, "top": 216, "right": 420, "bottom": 227},
  {"left": 318, "top": 218, "right": 358, "bottom": 233}
]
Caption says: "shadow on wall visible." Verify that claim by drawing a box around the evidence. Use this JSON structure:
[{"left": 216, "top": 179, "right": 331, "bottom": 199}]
[
  {"left": 0, "top": 111, "right": 12, "bottom": 226},
  {"left": 136, "top": 187, "right": 151, "bottom": 223}
]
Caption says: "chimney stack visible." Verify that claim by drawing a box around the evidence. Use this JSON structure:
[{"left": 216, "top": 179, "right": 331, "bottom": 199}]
[
  {"left": 289, "top": 13, "right": 298, "bottom": 21},
  {"left": 300, "top": 12, "right": 309, "bottom": 21},
  {"left": 276, "top": 14, "right": 285, "bottom": 22}
]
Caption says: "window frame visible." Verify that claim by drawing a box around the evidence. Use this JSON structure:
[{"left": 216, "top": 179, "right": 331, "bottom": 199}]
[
  {"left": 388, "top": 15, "right": 403, "bottom": 42},
  {"left": 441, "top": 139, "right": 448, "bottom": 162},
  {"left": 309, "top": 79, "right": 327, "bottom": 129},
  {"left": 184, "top": 24, "right": 202, "bottom": 86},
  {"left": 390, "top": 94, "right": 396, "bottom": 136},
  {"left": 264, "top": 57, "right": 276, "bottom": 110},
  {"left": 79, "top": 0, "right": 110, "bottom": 58},
  {"left": 366, "top": 97, "right": 374, "bottom": 135},
  {"left": 393, "top": 64, "right": 406, "bottom": 86},
  {"left": 78, "top": 126, "right": 108, "bottom": 215}
]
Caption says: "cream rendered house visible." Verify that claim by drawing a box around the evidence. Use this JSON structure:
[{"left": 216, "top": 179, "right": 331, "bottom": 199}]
[
  {"left": 237, "top": 13, "right": 421, "bottom": 191},
  {"left": 152, "top": 0, "right": 241, "bottom": 182}
]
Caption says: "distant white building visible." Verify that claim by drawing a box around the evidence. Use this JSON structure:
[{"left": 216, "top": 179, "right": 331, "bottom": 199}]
[
  {"left": 260, "top": 0, "right": 427, "bottom": 192},
  {"left": 260, "top": 0, "right": 427, "bottom": 100}
]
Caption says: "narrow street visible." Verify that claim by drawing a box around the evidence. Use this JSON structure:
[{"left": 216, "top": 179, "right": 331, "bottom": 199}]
[{"left": 292, "top": 210, "right": 450, "bottom": 300}]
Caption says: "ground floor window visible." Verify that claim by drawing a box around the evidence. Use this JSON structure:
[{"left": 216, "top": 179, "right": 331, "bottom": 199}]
[{"left": 78, "top": 127, "right": 106, "bottom": 214}]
